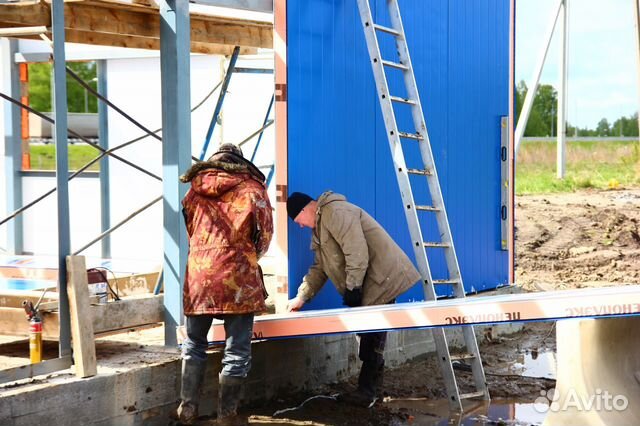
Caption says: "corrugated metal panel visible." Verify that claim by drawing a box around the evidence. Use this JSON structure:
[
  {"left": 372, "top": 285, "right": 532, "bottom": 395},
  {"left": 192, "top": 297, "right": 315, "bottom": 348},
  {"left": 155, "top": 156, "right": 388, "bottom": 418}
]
[{"left": 288, "top": 0, "right": 509, "bottom": 309}]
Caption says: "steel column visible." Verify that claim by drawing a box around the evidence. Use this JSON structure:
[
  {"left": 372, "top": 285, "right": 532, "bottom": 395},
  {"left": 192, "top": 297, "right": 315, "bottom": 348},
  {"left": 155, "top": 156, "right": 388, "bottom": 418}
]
[
  {"left": 159, "top": 0, "right": 191, "bottom": 346},
  {"left": 51, "top": 0, "right": 72, "bottom": 357},
  {"left": 557, "top": 0, "right": 569, "bottom": 179},
  {"left": 97, "top": 60, "right": 111, "bottom": 258},
  {"left": 514, "top": 0, "right": 563, "bottom": 155},
  {"left": 199, "top": 46, "right": 240, "bottom": 160},
  {"left": 1, "top": 39, "right": 23, "bottom": 254},
  {"left": 250, "top": 94, "right": 274, "bottom": 163}
]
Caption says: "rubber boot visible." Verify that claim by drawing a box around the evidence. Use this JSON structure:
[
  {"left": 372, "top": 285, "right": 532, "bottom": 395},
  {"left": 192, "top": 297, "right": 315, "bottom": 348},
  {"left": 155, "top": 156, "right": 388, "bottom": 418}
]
[
  {"left": 216, "top": 374, "right": 247, "bottom": 426},
  {"left": 170, "top": 358, "right": 207, "bottom": 425},
  {"left": 373, "top": 361, "right": 385, "bottom": 399},
  {"left": 340, "top": 361, "right": 382, "bottom": 408}
]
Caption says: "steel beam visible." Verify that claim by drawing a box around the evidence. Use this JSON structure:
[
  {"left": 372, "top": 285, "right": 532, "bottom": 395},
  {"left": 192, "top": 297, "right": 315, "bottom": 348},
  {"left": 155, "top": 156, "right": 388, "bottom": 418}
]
[
  {"left": 514, "top": 0, "right": 563, "bottom": 155},
  {"left": 199, "top": 46, "right": 240, "bottom": 160},
  {"left": 234, "top": 67, "right": 274, "bottom": 74},
  {"left": 97, "top": 60, "right": 111, "bottom": 258},
  {"left": 190, "top": 0, "right": 272, "bottom": 13},
  {"left": 251, "top": 94, "right": 274, "bottom": 162},
  {"left": 159, "top": 0, "right": 191, "bottom": 346},
  {"left": 557, "top": 0, "right": 569, "bottom": 179},
  {"left": 51, "top": 0, "right": 72, "bottom": 357},
  {"left": 202, "top": 285, "right": 640, "bottom": 344},
  {"left": 1, "top": 38, "right": 23, "bottom": 254}
]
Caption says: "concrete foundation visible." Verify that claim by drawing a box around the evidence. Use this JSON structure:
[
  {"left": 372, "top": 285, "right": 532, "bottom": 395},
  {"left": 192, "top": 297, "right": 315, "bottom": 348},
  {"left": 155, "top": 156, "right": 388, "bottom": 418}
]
[{"left": 0, "top": 318, "right": 522, "bottom": 426}]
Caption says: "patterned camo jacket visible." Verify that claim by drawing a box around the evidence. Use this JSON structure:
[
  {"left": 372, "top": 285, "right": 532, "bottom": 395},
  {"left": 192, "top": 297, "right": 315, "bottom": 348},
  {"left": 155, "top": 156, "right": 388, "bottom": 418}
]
[{"left": 181, "top": 160, "right": 273, "bottom": 315}]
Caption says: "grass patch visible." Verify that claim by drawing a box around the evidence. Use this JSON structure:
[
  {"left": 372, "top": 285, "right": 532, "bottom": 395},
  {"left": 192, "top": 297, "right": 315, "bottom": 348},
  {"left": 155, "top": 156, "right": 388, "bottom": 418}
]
[
  {"left": 29, "top": 144, "right": 101, "bottom": 172},
  {"left": 516, "top": 140, "right": 640, "bottom": 195}
]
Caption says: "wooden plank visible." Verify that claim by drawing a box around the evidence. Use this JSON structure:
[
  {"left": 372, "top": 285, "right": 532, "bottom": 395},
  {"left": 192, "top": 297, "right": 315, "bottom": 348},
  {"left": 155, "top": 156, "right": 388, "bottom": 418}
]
[
  {"left": 91, "top": 294, "right": 164, "bottom": 334},
  {"left": 0, "top": 294, "right": 164, "bottom": 339},
  {"left": 62, "top": 30, "right": 257, "bottom": 55},
  {"left": 1, "top": 295, "right": 164, "bottom": 338},
  {"left": 0, "top": 307, "right": 59, "bottom": 339},
  {"left": 66, "top": 256, "right": 97, "bottom": 378},
  {"left": 108, "top": 272, "right": 159, "bottom": 297},
  {"left": 0, "top": 0, "right": 272, "bottom": 49}
]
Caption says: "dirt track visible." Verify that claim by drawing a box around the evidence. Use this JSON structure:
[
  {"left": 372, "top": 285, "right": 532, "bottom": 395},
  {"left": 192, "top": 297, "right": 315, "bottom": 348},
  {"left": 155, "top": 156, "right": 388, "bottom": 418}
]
[
  {"left": 238, "top": 189, "right": 640, "bottom": 425},
  {"left": 515, "top": 189, "right": 640, "bottom": 291}
]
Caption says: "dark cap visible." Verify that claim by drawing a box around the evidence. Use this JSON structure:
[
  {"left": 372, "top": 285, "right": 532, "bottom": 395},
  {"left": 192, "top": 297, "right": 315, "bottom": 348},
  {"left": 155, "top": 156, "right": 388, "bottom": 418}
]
[
  {"left": 286, "top": 192, "right": 313, "bottom": 219},
  {"left": 216, "top": 143, "right": 243, "bottom": 158}
]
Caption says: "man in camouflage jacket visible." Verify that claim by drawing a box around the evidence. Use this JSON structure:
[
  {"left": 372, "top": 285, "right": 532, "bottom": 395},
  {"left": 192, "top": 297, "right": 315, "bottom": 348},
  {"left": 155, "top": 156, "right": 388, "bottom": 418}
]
[
  {"left": 286, "top": 191, "right": 420, "bottom": 408},
  {"left": 173, "top": 143, "right": 273, "bottom": 426}
]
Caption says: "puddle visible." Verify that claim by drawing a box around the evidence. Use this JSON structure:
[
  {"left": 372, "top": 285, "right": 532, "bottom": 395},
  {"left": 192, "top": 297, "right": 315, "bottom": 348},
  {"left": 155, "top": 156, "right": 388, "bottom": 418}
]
[
  {"left": 385, "top": 397, "right": 546, "bottom": 425},
  {"left": 506, "top": 350, "right": 556, "bottom": 380}
]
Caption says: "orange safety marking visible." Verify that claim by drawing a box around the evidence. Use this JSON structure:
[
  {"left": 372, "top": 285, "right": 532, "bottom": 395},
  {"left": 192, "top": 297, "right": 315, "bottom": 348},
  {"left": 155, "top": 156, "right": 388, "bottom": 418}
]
[
  {"left": 0, "top": 266, "right": 58, "bottom": 281},
  {"left": 192, "top": 286, "right": 640, "bottom": 344}
]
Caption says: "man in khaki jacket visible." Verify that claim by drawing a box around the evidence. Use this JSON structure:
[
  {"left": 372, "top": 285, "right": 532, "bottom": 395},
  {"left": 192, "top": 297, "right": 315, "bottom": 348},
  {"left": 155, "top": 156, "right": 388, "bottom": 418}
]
[{"left": 286, "top": 191, "right": 421, "bottom": 407}]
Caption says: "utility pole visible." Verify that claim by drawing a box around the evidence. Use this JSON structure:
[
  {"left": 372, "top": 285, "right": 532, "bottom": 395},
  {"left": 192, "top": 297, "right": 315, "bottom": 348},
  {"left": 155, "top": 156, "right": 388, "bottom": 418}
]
[
  {"left": 557, "top": 0, "right": 569, "bottom": 179},
  {"left": 634, "top": 0, "right": 640, "bottom": 139}
]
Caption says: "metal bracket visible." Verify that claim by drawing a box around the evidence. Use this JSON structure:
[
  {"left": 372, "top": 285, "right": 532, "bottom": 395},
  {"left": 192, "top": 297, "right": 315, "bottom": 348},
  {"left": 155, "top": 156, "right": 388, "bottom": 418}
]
[{"left": 500, "top": 116, "right": 510, "bottom": 251}]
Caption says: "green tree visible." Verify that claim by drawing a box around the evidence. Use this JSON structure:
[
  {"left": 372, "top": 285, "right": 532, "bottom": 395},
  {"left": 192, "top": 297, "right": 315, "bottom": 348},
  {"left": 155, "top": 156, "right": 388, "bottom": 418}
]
[
  {"left": 534, "top": 84, "right": 558, "bottom": 136},
  {"left": 27, "top": 61, "right": 97, "bottom": 113},
  {"left": 28, "top": 63, "right": 52, "bottom": 112},
  {"left": 515, "top": 80, "right": 558, "bottom": 136},
  {"left": 612, "top": 113, "right": 639, "bottom": 137},
  {"left": 596, "top": 118, "right": 611, "bottom": 136}
]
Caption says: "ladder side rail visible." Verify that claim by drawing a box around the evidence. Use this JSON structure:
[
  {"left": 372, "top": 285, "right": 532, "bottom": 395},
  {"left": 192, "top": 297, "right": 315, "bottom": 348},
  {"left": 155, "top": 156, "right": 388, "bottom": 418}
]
[
  {"left": 356, "top": 0, "right": 437, "bottom": 301},
  {"left": 461, "top": 325, "right": 490, "bottom": 398},
  {"left": 385, "top": 0, "right": 489, "bottom": 402},
  {"left": 386, "top": 0, "right": 466, "bottom": 298}
]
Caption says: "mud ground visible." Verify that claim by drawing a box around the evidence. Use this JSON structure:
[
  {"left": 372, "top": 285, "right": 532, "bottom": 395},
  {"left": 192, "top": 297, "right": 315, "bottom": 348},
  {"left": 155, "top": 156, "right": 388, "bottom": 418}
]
[
  {"left": 239, "top": 189, "right": 640, "bottom": 425},
  {"left": 515, "top": 189, "right": 640, "bottom": 291}
]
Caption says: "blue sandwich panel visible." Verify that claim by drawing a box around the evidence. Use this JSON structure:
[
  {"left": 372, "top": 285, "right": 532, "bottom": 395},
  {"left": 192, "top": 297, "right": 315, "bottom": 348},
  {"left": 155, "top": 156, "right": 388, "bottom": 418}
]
[{"left": 288, "top": 0, "right": 510, "bottom": 309}]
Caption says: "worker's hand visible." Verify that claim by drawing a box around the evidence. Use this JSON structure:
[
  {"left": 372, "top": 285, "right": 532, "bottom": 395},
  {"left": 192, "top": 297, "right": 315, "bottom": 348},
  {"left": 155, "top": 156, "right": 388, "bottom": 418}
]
[
  {"left": 342, "top": 288, "right": 362, "bottom": 307},
  {"left": 287, "top": 296, "right": 306, "bottom": 312}
]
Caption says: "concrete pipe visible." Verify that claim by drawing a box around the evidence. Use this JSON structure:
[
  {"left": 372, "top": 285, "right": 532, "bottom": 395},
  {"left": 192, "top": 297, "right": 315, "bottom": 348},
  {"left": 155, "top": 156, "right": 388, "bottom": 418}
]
[{"left": 543, "top": 316, "right": 640, "bottom": 426}]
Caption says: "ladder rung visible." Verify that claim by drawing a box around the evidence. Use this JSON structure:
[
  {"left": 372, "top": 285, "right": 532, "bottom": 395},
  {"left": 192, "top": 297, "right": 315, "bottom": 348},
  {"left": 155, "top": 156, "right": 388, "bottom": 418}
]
[
  {"left": 450, "top": 353, "right": 475, "bottom": 361},
  {"left": 390, "top": 96, "right": 416, "bottom": 105},
  {"left": 423, "top": 242, "right": 450, "bottom": 248},
  {"left": 407, "top": 168, "right": 432, "bottom": 176},
  {"left": 415, "top": 205, "right": 439, "bottom": 212},
  {"left": 382, "top": 60, "right": 409, "bottom": 71},
  {"left": 433, "top": 279, "right": 459, "bottom": 286},
  {"left": 373, "top": 24, "right": 401, "bottom": 37},
  {"left": 398, "top": 131, "right": 423, "bottom": 140},
  {"left": 459, "top": 391, "right": 485, "bottom": 400}
]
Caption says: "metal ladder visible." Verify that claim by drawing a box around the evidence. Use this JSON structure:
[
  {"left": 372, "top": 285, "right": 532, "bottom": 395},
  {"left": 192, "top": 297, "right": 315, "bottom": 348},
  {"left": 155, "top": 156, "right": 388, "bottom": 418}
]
[{"left": 355, "top": 0, "right": 489, "bottom": 411}]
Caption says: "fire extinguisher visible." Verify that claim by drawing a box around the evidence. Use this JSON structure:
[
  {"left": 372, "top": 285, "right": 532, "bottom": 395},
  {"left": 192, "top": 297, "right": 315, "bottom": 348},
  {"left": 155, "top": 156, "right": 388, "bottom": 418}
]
[{"left": 22, "top": 300, "right": 42, "bottom": 364}]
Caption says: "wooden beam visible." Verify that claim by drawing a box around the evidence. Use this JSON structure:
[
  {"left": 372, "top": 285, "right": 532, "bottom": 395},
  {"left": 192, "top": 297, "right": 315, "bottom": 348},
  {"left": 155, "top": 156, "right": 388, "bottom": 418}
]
[
  {"left": 0, "top": 308, "right": 58, "bottom": 339},
  {"left": 0, "top": 0, "right": 272, "bottom": 50},
  {"left": 108, "top": 272, "right": 160, "bottom": 297},
  {"left": 66, "top": 256, "right": 97, "bottom": 378},
  {"left": 0, "top": 294, "right": 164, "bottom": 339},
  {"left": 64, "top": 30, "right": 257, "bottom": 55}
]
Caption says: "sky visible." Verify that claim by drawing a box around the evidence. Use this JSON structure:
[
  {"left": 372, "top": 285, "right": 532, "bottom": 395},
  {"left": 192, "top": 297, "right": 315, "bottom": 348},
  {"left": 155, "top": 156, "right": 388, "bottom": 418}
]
[{"left": 516, "top": 0, "right": 639, "bottom": 128}]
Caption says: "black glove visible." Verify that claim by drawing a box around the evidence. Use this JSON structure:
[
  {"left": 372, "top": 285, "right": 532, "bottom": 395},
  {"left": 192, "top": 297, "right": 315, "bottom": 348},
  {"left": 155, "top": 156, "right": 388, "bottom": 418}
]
[{"left": 343, "top": 288, "right": 362, "bottom": 307}]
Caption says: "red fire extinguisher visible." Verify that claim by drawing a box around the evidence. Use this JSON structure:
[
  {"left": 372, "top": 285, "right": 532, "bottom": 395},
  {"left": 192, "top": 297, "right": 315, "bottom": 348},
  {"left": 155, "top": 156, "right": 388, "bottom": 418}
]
[{"left": 23, "top": 300, "right": 42, "bottom": 364}]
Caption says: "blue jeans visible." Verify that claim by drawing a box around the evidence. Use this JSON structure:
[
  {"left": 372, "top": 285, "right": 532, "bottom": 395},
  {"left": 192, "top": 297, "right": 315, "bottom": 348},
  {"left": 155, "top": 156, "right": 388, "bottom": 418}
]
[{"left": 182, "top": 313, "right": 255, "bottom": 378}]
